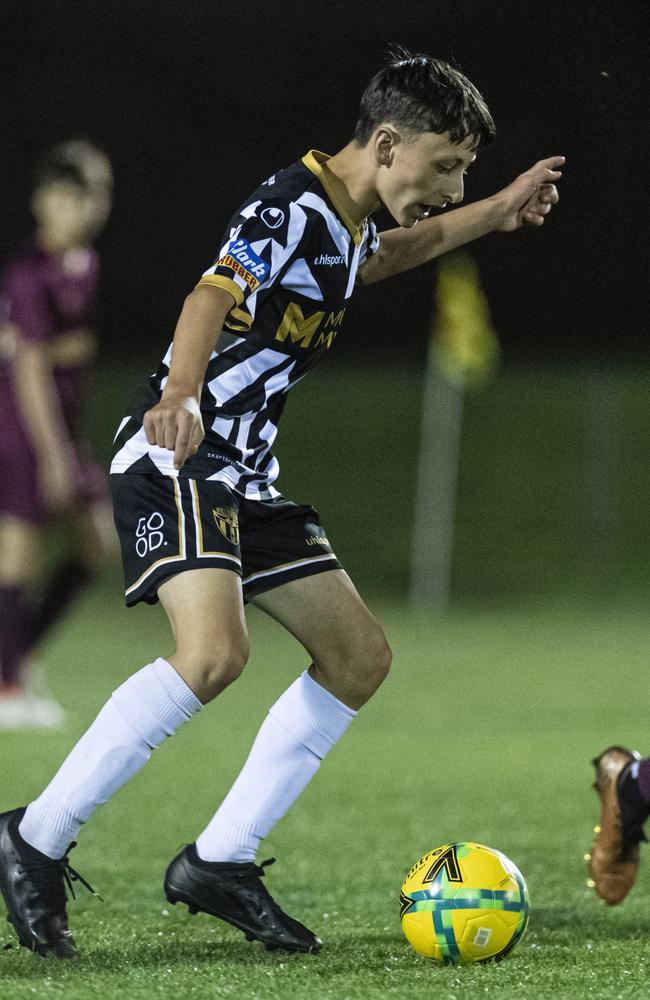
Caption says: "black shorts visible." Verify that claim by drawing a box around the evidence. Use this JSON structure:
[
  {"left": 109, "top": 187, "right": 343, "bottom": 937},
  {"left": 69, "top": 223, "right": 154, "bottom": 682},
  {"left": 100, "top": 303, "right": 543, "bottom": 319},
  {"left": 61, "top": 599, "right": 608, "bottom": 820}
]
[{"left": 110, "top": 474, "right": 341, "bottom": 607}]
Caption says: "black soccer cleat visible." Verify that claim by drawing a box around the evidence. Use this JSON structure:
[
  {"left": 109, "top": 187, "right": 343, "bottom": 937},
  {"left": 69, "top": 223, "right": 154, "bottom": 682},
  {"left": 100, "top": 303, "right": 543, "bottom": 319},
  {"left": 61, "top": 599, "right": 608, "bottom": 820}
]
[
  {"left": 164, "top": 844, "right": 321, "bottom": 953},
  {"left": 0, "top": 807, "right": 99, "bottom": 958}
]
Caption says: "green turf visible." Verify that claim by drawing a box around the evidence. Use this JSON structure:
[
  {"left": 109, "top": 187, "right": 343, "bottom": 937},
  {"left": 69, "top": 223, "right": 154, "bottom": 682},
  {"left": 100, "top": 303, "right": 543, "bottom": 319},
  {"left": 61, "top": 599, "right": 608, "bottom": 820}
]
[{"left": 2, "top": 582, "right": 650, "bottom": 998}]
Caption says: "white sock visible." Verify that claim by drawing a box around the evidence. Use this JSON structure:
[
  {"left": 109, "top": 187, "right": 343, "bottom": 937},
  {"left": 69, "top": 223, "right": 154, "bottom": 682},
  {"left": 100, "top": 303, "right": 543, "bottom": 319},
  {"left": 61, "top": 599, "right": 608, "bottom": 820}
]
[
  {"left": 195, "top": 670, "right": 356, "bottom": 863},
  {"left": 19, "top": 658, "right": 201, "bottom": 859}
]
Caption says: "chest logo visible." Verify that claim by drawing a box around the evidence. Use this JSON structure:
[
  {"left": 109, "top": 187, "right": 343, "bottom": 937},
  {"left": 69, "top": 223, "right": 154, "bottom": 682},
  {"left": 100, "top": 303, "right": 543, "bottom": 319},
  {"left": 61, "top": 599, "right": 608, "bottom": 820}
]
[{"left": 274, "top": 303, "right": 345, "bottom": 350}]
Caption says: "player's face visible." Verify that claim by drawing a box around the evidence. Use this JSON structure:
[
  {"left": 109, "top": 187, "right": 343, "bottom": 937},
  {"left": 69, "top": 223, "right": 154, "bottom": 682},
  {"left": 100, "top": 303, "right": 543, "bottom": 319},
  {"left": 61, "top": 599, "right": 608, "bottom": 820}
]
[
  {"left": 33, "top": 179, "right": 112, "bottom": 245},
  {"left": 80, "top": 151, "right": 114, "bottom": 235},
  {"left": 375, "top": 131, "right": 477, "bottom": 228}
]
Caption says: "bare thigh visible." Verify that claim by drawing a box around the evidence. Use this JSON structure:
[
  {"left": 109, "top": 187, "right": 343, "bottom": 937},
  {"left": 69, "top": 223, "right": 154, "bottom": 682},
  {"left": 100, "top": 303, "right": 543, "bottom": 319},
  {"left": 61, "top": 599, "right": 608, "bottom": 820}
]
[
  {"left": 158, "top": 567, "right": 249, "bottom": 704},
  {"left": 251, "top": 569, "right": 392, "bottom": 710},
  {"left": 0, "top": 517, "right": 40, "bottom": 586}
]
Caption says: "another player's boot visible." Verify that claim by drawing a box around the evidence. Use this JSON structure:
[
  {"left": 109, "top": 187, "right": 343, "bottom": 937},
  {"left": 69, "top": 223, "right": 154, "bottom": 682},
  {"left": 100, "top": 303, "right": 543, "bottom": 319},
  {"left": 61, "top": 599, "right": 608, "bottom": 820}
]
[
  {"left": 0, "top": 807, "right": 98, "bottom": 957},
  {"left": 0, "top": 687, "right": 66, "bottom": 730},
  {"left": 164, "top": 843, "right": 321, "bottom": 953},
  {"left": 588, "top": 746, "right": 650, "bottom": 904}
]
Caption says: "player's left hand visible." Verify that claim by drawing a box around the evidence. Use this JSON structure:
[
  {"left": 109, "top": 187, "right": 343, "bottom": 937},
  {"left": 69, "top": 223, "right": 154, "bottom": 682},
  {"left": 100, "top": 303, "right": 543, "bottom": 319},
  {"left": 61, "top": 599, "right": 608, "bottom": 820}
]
[{"left": 491, "top": 156, "right": 564, "bottom": 232}]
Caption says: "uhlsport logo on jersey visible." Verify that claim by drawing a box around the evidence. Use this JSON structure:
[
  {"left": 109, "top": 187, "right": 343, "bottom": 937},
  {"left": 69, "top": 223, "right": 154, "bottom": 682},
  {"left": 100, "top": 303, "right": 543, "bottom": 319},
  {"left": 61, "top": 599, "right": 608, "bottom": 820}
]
[
  {"left": 217, "top": 239, "right": 270, "bottom": 293},
  {"left": 213, "top": 507, "right": 240, "bottom": 545},
  {"left": 313, "top": 252, "right": 347, "bottom": 266}
]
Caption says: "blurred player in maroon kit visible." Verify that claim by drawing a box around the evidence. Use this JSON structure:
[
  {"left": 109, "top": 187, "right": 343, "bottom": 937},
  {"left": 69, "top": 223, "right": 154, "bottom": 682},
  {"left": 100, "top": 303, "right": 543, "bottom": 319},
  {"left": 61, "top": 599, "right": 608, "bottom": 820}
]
[{"left": 0, "top": 140, "right": 113, "bottom": 727}]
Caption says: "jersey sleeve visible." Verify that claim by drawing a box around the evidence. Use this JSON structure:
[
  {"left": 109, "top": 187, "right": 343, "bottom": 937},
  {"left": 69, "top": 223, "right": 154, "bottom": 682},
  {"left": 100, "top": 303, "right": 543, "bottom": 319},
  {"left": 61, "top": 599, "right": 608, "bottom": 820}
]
[
  {"left": 358, "top": 217, "right": 380, "bottom": 267},
  {"left": 198, "top": 196, "right": 295, "bottom": 323},
  {"left": 2, "top": 259, "right": 53, "bottom": 344}
]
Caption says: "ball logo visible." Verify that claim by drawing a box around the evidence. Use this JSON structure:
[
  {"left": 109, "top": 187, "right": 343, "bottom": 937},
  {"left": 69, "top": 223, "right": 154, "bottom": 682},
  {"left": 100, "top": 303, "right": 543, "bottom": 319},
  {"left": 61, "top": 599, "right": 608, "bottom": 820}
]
[
  {"left": 135, "top": 512, "right": 165, "bottom": 557},
  {"left": 422, "top": 844, "right": 463, "bottom": 884},
  {"left": 260, "top": 207, "right": 285, "bottom": 229}
]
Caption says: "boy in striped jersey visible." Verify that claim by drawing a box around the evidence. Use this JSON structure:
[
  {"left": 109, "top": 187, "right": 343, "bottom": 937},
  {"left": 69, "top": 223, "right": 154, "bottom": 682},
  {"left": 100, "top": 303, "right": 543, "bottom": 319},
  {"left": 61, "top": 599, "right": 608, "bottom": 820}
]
[{"left": 0, "top": 52, "right": 563, "bottom": 957}]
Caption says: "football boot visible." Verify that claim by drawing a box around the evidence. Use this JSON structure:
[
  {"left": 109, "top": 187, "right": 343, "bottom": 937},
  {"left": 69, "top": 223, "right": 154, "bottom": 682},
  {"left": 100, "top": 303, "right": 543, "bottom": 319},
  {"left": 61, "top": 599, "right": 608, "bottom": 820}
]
[
  {"left": 588, "top": 746, "right": 649, "bottom": 904},
  {"left": 0, "top": 807, "right": 99, "bottom": 957},
  {"left": 164, "top": 843, "right": 321, "bottom": 953}
]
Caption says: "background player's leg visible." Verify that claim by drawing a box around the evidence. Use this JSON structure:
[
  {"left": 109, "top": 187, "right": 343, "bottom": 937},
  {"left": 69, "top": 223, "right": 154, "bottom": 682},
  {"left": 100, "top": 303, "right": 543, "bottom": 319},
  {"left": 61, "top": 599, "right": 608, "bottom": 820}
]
[
  {"left": 0, "top": 517, "right": 39, "bottom": 691},
  {"left": 590, "top": 747, "right": 650, "bottom": 904},
  {"left": 195, "top": 569, "right": 391, "bottom": 862},
  {"left": 19, "top": 568, "right": 248, "bottom": 859},
  {"left": 24, "top": 505, "right": 113, "bottom": 655}
]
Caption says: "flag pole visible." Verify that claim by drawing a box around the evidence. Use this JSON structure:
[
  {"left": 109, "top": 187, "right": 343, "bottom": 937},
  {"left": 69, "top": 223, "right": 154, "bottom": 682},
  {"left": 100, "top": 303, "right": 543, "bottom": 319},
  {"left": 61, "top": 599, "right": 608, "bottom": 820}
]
[
  {"left": 409, "top": 362, "right": 465, "bottom": 610},
  {"left": 409, "top": 251, "right": 499, "bottom": 610}
]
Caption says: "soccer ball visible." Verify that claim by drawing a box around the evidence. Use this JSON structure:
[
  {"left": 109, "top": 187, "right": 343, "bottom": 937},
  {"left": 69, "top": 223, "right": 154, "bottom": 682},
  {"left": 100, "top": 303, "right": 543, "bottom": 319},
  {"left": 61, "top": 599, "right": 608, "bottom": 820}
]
[{"left": 400, "top": 842, "right": 529, "bottom": 966}]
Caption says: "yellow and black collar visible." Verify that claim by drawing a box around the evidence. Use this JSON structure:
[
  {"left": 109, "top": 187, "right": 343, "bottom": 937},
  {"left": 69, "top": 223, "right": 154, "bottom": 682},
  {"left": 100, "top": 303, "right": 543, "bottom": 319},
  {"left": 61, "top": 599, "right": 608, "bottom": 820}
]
[{"left": 301, "top": 150, "right": 366, "bottom": 247}]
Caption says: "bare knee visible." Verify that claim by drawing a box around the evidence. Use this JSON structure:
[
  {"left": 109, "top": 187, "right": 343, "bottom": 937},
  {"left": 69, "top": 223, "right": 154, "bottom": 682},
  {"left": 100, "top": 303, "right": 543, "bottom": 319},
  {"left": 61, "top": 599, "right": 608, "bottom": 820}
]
[
  {"left": 314, "top": 627, "right": 392, "bottom": 710},
  {"left": 158, "top": 568, "right": 250, "bottom": 704},
  {"left": 171, "top": 638, "right": 250, "bottom": 704},
  {"left": 361, "top": 630, "right": 392, "bottom": 694}
]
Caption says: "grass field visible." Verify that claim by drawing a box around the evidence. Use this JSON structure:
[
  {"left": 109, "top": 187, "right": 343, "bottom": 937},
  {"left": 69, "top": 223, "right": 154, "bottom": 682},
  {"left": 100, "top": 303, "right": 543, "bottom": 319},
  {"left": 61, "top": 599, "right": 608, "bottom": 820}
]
[
  {"left": 2, "top": 580, "right": 650, "bottom": 999},
  {"left": 88, "top": 363, "right": 650, "bottom": 604}
]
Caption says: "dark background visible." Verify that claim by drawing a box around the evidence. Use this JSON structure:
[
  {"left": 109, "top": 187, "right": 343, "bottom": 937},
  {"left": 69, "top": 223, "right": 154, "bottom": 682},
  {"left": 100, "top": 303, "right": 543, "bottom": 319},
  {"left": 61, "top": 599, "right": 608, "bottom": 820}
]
[{"left": 2, "top": 0, "right": 648, "bottom": 368}]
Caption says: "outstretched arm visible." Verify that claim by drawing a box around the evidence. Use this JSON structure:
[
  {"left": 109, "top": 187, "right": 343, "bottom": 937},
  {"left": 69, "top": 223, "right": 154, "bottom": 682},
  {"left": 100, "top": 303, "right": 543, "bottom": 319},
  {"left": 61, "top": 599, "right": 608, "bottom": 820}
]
[{"left": 358, "top": 156, "right": 564, "bottom": 286}]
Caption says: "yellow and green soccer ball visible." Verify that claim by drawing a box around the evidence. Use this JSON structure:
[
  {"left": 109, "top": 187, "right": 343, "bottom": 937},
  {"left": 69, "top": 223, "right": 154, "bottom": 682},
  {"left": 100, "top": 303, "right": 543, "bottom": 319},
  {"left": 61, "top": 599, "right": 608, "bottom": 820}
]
[{"left": 400, "top": 842, "right": 529, "bottom": 966}]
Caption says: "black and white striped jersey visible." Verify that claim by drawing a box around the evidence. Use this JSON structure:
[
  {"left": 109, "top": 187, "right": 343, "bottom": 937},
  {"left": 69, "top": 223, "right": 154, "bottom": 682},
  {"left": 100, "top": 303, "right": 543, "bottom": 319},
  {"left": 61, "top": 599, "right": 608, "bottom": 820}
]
[{"left": 111, "top": 150, "right": 379, "bottom": 499}]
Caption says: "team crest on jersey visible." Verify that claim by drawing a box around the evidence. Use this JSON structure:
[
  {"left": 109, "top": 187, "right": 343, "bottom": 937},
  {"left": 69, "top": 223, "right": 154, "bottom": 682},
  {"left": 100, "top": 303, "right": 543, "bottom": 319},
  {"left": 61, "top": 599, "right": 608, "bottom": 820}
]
[
  {"left": 213, "top": 507, "right": 240, "bottom": 545},
  {"left": 217, "top": 239, "right": 270, "bottom": 293}
]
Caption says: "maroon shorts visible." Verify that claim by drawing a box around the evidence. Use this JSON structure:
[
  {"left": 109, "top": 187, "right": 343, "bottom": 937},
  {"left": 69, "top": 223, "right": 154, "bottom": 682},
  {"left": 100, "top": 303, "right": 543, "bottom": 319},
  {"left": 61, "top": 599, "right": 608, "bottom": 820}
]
[{"left": 0, "top": 438, "right": 108, "bottom": 524}]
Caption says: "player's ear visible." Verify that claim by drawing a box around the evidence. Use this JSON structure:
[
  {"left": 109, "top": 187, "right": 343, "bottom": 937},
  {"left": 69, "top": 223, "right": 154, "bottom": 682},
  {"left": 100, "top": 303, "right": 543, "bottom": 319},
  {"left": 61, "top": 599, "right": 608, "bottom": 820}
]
[{"left": 373, "top": 126, "right": 400, "bottom": 168}]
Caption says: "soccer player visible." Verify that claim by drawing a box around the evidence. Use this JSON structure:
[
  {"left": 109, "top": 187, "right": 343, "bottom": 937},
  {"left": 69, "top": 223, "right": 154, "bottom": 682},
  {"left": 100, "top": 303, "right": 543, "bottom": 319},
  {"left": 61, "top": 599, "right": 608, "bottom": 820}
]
[
  {"left": 0, "top": 53, "right": 562, "bottom": 957},
  {"left": 588, "top": 748, "right": 650, "bottom": 904},
  {"left": 0, "top": 140, "right": 114, "bottom": 728}
]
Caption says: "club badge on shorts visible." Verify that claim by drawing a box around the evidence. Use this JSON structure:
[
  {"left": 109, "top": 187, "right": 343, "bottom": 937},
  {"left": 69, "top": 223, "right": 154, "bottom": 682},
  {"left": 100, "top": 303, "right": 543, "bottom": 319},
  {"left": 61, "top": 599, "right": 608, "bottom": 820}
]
[{"left": 213, "top": 506, "right": 240, "bottom": 545}]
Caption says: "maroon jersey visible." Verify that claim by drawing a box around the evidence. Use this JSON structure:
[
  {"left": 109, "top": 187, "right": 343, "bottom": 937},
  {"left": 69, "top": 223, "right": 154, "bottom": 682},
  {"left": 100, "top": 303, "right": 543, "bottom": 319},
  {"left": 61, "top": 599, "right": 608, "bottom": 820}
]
[
  {"left": 0, "top": 240, "right": 105, "bottom": 523},
  {"left": 0, "top": 240, "right": 99, "bottom": 447}
]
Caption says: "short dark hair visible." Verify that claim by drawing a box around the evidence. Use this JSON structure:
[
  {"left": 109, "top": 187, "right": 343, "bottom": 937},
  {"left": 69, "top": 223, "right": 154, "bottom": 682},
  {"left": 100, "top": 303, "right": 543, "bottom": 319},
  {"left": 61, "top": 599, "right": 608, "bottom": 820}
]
[
  {"left": 32, "top": 139, "right": 109, "bottom": 193},
  {"left": 354, "top": 49, "right": 496, "bottom": 149}
]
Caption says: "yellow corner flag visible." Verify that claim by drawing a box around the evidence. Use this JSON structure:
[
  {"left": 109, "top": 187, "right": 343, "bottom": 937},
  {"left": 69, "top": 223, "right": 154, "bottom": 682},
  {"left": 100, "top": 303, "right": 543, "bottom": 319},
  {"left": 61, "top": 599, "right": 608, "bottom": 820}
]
[{"left": 432, "top": 251, "right": 499, "bottom": 386}]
